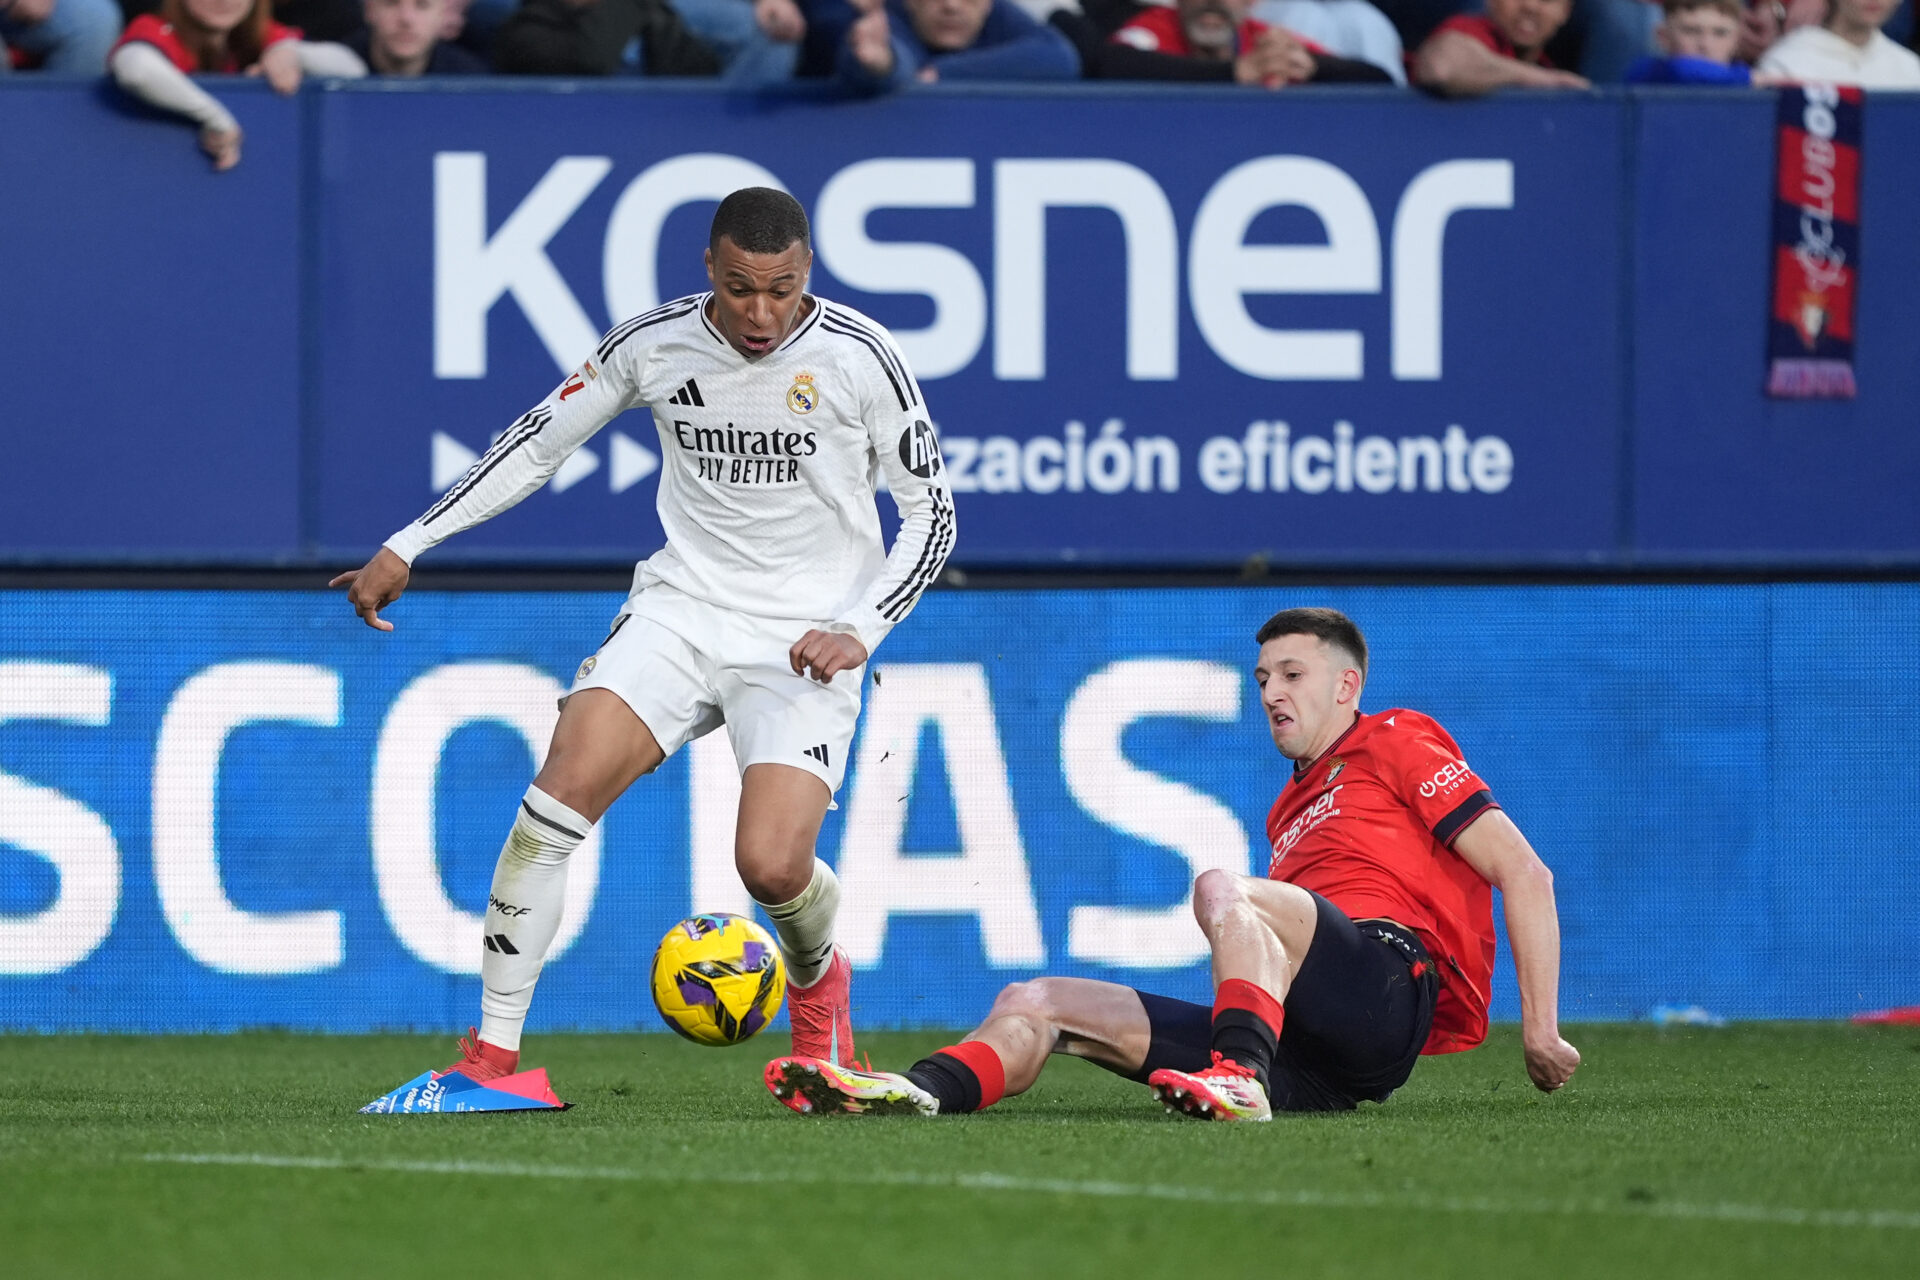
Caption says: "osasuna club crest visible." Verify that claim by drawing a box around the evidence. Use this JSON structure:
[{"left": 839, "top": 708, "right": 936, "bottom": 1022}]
[
  {"left": 787, "top": 373, "right": 817, "bottom": 415},
  {"left": 899, "top": 419, "right": 942, "bottom": 478}
]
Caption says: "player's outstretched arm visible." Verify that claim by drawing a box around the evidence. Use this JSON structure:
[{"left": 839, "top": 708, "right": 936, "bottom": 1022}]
[
  {"left": 328, "top": 547, "right": 411, "bottom": 632},
  {"left": 381, "top": 337, "right": 645, "bottom": 571},
  {"left": 1451, "top": 809, "right": 1581, "bottom": 1092}
]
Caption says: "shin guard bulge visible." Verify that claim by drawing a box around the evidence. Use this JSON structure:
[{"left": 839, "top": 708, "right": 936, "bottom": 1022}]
[
  {"left": 759, "top": 858, "right": 841, "bottom": 988},
  {"left": 476, "top": 786, "right": 591, "bottom": 1051}
]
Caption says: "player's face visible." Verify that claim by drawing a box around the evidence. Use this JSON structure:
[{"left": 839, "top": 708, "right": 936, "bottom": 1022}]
[
  {"left": 1254, "top": 634, "right": 1362, "bottom": 762},
  {"left": 704, "top": 236, "right": 812, "bottom": 361},
  {"left": 1660, "top": 7, "right": 1740, "bottom": 60}
]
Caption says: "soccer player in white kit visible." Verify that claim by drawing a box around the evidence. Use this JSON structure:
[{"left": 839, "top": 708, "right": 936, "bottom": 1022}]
[{"left": 330, "top": 188, "right": 955, "bottom": 1079}]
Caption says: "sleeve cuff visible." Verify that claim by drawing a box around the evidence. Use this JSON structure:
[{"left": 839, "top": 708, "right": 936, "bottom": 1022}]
[
  {"left": 828, "top": 614, "right": 887, "bottom": 658},
  {"left": 382, "top": 521, "right": 434, "bottom": 566},
  {"left": 1434, "top": 790, "right": 1498, "bottom": 847}
]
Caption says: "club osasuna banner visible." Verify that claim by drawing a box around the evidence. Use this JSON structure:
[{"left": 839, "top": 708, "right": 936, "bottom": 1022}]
[
  {"left": 1767, "top": 84, "right": 1862, "bottom": 399},
  {"left": 4, "top": 583, "right": 1918, "bottom": 1033}
]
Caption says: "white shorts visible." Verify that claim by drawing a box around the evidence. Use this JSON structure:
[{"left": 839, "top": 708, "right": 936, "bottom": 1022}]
[{"left": 566, "top": 582, "right": 862, "bottom": 793}]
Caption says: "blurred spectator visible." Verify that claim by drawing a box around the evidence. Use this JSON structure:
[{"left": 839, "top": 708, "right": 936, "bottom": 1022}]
[
  {"left": 1252, "top": 0, "right": 1405, "bottom": 82},
  {"left": 492, "top": 0, "right": 720, "bottom": 73},
  {"left": 1413, "top": 0, "right": 1590, "bottom": 91},
  {"left": 1736, "top": 0, "right": 1824, "bottom": 67},
  {"left": 1625, "top": 0, "right": 1751, "bottom": 80},
  {"left": 1367, "top": 0, "right": 1654, "bottom": 84},
  {"left": 1064, "top": 0, "right": 1392, "bottom": 81},
  {"left": 107, "top": 0, "right": 364, "bottom": 170},
  {"left": 1549, "top": 0, "right": 1658, "bottom": 81},
  {"left": 1, "top": 0, "right": 121, "bottom": 72},
  {"left": 1757, "top": 0, "right": 1920, "bottom": 82},
  {"left": 664, "top": 0, "right": 804, "bottom": 83},
  {"left": 837, "top": 0, "right": 1079, "bottom": 90},
  {"left": 272, "top": 0, "right": 360, "bottom": 39},
  {"left": 348, "top": 0, "right": 487, "bottom": 69}
]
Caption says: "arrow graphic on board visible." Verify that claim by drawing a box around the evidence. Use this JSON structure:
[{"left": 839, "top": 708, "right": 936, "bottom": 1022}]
[
  {"left": 430, "top": 431, "right": 658, "bottom": 496},
  {"left": 431, "top": 431, "right": 480, "bottom": 490},
  {"left": 610, "top": 431, "right": 659, "bottom": 492}
]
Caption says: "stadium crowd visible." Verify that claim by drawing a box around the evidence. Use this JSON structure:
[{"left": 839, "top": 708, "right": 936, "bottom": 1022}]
[{"left": 2, "top": 0, "right": 1916, "bottom": 166}]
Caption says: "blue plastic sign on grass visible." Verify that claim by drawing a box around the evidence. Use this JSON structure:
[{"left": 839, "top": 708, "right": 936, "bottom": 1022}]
[{"left": 360, "top": 1068, "right": 566, "bottom": 1113}]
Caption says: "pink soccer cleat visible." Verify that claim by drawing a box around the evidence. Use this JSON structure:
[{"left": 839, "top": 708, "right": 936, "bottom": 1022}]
[
  {"left": 785, "top": 946, "right": 855, "bottom": 1066},
  {"left": 1147, "top": 1053, "right": 1273, "bottom": 1122},
  {"left": 437, "top": 1027, "right": 520, "bottom": 1083}
]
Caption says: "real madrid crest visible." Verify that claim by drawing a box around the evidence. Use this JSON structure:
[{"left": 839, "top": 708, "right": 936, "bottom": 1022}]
[
  {"left": 1326, "top": 757, "right": 1346, "bottom": 785},
  {"left": 787, "top": 373, "right": 818, "bottom": 415},
  {"left": 576, "top": 656, "right": 597, "bottom": 683}
]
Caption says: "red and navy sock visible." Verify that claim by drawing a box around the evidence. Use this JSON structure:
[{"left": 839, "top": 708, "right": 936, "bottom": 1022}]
[
  {"left": 904, "top": 1041, "right": 1006, "bottom": 1115},
  {"left": 1211, "top": 979, "right": 1284, "bottom": 1090}
]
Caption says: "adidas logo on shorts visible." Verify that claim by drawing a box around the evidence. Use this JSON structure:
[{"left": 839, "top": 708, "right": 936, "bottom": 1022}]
[{"left": 802, "top": 744, "right": 830, "bottom": 767}]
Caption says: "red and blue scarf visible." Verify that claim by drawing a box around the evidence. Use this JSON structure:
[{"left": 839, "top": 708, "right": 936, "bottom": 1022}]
[{"left": 1766, "top": 84, "right": 1862, "bottom": 400}]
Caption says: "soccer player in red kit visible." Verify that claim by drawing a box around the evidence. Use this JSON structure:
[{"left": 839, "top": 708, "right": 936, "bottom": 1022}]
[{"left": 765, "top": 606, "right": 1581, "bottom": 1120}]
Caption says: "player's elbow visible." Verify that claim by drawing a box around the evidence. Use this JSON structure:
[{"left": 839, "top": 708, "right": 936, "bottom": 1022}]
[{"left": 1495, "top": 852, "right": 1554, "bottom": 898}]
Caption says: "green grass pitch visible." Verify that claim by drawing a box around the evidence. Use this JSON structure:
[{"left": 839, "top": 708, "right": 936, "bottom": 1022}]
[{"left": 3, "top": 1024, "right": 1916, "bottom": 1279}]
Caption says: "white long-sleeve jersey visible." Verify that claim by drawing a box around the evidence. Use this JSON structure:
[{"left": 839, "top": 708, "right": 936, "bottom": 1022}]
[{"left": 384, "top": 294, "right": 956, "bottom": 654}]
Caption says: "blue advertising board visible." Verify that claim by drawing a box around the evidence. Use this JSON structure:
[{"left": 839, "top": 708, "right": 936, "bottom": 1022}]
[
  {"left": 312, "top": 87, "right": 1623, "bottom": 566},
  {"left": 4, "top": 81, "right": 1919, "bottom": 567},
  {"left": 4, "top": 583, "right": 1916, "bottom": 1032}
]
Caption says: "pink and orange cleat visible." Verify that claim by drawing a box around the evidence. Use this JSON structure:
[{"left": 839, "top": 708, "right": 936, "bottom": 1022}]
[
  {"left": 437, "top": 1027, "right": 520, "bottom": 1083},
  {"left": 786, "top": 946, "right": 856, "bottom": 1066},
  {"left": 1147, "top": 1053, "right": 1273, "bottom": 1122},
  {"left": 764, "top": 1056, "right": 936, "bottom": 1116}
]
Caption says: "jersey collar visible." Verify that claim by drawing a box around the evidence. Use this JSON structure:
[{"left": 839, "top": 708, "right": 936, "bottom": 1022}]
[
  {"left": 697, "top": 293, "right": 824, "bottom": 358},
  {"left": 1289, "top": 713, "right": 1366, "bottom": 785},
  {"left": 697, "top": 293, "right": 728, "bottom": 349},
  {"left": 778, "top": 295, "right": 823, "bottom": 352}
]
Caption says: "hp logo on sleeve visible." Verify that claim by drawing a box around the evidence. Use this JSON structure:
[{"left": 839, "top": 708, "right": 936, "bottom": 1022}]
[{"left": 899, "top": 420, "right": 943, "bottom": 479}]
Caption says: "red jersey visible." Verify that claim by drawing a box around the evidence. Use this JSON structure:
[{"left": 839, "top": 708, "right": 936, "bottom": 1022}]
[
  {"left": 1429, "top": 14, "right": 1552, "bottom": 67},
  {"left": 1112, "top": 7, "right": 1319, "bottom": 58},
  {"left": 1266, "top": 709, "right": 1499, "bottom": 1054},
  {"left": 112, "top": 14, "right": 301, "bottom": 74}
]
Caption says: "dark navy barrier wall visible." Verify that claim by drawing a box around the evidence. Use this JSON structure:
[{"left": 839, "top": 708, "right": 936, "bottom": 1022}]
[
  {"left": 3, "top": 80, "right": 1917, "bottom": 568},
  {"left": 3, "top": 583, "right": 1916, "bottom": 1030},
  {"left": 0, "top": 80, "right": 304, "bottom": 561}
]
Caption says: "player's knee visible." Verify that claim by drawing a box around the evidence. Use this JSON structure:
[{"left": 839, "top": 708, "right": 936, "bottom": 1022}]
[
  {"left": 1191, "top": 867, "right": 1249, "bottom": 933},
  {"left": 736, "top": 854, "right": 810, "bottom": 906},
  {"left": 528, "top": 775, "right": 595, "bottom": 820},
  {"left": 989, "top": 979, "right": 1058, "bottom": 1029}
]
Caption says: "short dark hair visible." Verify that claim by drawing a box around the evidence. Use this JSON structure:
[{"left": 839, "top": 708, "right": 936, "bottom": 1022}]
[
  {"left": 709, "top": 187, "right": 810, "bottom": 256},
  {"left": 1254, "top": 607, "right": 1368, "bottom": 678}
]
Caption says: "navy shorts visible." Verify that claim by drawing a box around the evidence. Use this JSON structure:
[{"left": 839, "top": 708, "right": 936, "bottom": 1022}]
[{"left": 1124, "top": 892, "right": 1439, "bottom": 1112}]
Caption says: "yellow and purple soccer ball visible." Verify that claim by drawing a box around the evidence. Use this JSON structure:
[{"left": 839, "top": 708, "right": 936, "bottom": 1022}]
[{"left": 649, "top": 913, "right": 786, "bottom": 1046}]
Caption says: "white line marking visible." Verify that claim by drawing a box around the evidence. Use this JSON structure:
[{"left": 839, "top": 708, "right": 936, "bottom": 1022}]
[{"left": 139, "top": 1153, "right": 1920, "bottom": 1232}]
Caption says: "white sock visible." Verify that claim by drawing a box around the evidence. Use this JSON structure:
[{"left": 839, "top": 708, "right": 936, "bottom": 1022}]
[
  {"left": 476, "top": 785, "right": 591, "bottom": 1052},
  {"left": 757, "top": 859, "right": 840, "bottom": 988}
]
